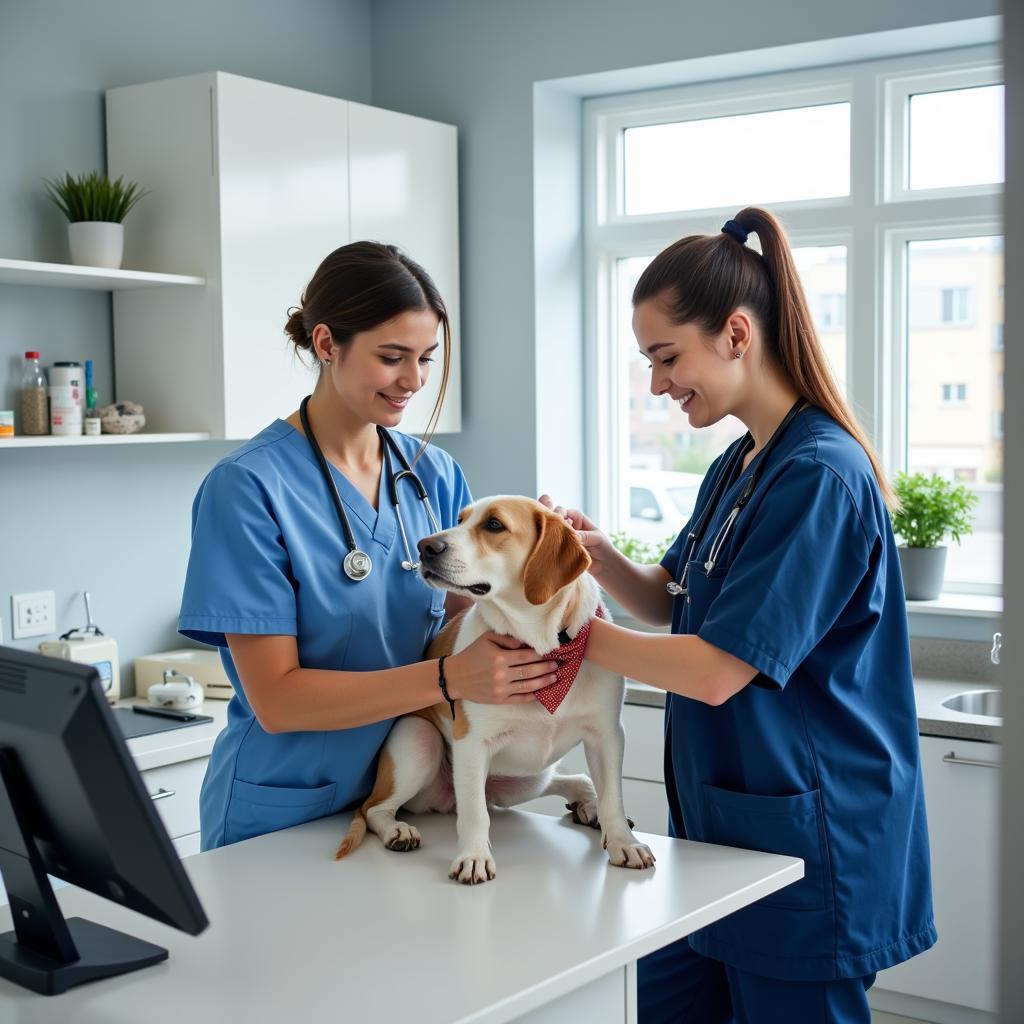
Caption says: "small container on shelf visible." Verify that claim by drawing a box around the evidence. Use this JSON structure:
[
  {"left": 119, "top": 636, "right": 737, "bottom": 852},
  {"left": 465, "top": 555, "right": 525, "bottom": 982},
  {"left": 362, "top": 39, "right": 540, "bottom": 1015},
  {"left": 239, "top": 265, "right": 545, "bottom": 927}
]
[
  {"left": 19, "top": 350, "right": 49, "bottom": 435},
  {"left": 49, "top": 386, "right": 82, "bottom": 436},
  {"left": 0, "top": 410, "right": 14, "bottom": 438}
]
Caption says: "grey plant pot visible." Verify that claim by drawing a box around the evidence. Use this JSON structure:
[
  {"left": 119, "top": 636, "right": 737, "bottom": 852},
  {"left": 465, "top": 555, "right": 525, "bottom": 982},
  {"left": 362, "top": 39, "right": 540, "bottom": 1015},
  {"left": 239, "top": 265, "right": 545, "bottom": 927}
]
[{"left": 897, "top": 545, "right": 948, "bottom": 601}]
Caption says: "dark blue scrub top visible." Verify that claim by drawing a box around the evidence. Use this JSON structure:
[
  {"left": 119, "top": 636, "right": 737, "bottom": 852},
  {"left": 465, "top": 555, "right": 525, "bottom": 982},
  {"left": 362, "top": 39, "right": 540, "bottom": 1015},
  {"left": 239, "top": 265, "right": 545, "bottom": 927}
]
[
  {"left": 178, "top": 420, "right": 471, "bottom": 850},
  {"left": 660, "top": 406, "right": 936, "bottom": 981}
]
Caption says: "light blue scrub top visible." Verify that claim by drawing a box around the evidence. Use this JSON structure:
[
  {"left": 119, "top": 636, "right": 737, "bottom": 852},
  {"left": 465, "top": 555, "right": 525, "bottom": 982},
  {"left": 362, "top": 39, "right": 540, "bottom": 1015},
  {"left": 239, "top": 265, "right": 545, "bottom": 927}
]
[
  {"left": 659, "top": 407, "right": 936, "bottom": 981},
  {"left": 178, "top": 419, "right": 471, "bottom": 850}
]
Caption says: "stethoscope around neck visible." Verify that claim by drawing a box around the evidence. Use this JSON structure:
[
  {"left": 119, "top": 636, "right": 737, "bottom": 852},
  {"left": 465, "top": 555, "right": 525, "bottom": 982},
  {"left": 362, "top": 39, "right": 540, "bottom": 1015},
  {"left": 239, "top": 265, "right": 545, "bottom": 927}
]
[
  {"left": 666, "top": 398, "right": 806, "bottom": 599},
  {"left": 299, "top": 395, "right": 441, "bottom": 582}
]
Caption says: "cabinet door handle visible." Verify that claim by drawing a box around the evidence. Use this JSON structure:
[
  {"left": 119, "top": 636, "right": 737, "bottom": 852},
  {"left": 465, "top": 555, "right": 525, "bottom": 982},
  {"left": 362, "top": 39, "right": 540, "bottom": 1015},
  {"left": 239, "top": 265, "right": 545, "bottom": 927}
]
[
  {"left": 150, "top": 787, "right": 177, "bottom": 800},
  {"left": 942, "top": 752, "right": 1000, "bottom": 769}
]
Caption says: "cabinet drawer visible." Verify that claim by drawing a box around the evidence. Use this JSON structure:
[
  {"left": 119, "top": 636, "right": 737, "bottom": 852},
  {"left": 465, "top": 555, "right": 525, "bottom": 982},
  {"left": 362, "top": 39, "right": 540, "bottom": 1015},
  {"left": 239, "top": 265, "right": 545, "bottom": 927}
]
[
  {"left": 622, "top": 705, "right": 665, "bottom": 782},
  {"left": 875, "top": 735, "right": 999, "bottom": 1013},
  {"left": 138, "top": 757, "right": 208, "bottom": 840}
]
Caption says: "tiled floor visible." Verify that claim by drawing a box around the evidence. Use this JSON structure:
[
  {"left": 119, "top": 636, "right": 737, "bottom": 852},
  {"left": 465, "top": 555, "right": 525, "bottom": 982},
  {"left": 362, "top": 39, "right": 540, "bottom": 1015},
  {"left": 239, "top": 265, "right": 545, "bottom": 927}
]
[{"left": 872, "top": 1012, "right": 929, "bottom": 1024}]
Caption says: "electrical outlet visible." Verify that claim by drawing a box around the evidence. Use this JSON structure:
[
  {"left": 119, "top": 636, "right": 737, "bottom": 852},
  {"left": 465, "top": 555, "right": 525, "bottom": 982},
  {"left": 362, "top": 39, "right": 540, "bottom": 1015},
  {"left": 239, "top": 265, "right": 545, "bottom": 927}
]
[{"left": 12, "top": 591, "right": 56, "bottom": 640}]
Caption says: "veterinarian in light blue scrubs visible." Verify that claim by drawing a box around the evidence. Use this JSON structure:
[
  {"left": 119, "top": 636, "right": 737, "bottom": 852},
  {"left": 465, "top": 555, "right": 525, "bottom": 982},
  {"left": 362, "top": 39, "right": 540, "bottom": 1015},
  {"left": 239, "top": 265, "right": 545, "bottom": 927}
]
[
  {"left": 178, "top": 242, "right": 558, "bottom": 850},
  {"left": 556, "top": 207, "right": 934, "bottom": 1024},
  {"left": 180, "top": 421, "right": 469, "bottom": 849}
]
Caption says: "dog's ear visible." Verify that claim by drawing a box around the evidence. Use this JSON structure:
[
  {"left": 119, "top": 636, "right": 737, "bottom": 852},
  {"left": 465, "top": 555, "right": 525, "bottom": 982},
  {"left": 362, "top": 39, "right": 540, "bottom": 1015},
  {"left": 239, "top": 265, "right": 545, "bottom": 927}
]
[{"left": 523, "top": 508, "right": 591, "bottom": 606}]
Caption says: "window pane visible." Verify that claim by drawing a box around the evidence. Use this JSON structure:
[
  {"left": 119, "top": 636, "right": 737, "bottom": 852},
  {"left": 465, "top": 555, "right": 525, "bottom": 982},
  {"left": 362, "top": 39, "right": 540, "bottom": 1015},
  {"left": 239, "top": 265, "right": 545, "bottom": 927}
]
[
  {"left": 618, "top": 256, "right": 744, "bottom": 548},
  {"left": 909, "top": 85, "right": 1004, "bottom": 190},
  {"left": 906, "top": 236, "right": 1004, "bottom": 587},
  {"left": 791, "top": 246, "right": 848, "bottom": 395},
  {"left": 616, "top": 247, "right": 847, "bottom": 545},
  {"left": 623, "top": 103, "right": 850, "bottom": 215}
]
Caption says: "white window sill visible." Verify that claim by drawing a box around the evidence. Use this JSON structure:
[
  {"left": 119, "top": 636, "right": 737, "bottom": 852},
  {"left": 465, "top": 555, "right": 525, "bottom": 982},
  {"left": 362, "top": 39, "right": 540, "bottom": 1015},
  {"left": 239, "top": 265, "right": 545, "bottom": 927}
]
[
  {"left": 905, "top": 593, "right": 1002, "bottom": 617},
  {"left": 608, "top": 592, "right": 1002, "bottom": 645}
]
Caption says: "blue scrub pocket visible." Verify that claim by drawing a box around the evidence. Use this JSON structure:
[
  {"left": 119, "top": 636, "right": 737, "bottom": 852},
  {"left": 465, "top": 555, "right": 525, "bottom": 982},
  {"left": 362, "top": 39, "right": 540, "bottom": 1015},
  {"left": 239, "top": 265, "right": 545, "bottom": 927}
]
[
  {"left": 703, "top": 784, "right": 832, "bottom": 911},
  {"left": 225, "top": 778, "right": 338, "bottom": 846}
]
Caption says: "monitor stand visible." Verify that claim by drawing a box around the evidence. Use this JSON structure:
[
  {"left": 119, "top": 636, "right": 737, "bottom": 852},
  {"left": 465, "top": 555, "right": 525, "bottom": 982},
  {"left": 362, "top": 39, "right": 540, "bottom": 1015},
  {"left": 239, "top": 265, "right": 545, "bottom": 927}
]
[{"left": 0, "top": 748, "right": 168, "bottom": 996}]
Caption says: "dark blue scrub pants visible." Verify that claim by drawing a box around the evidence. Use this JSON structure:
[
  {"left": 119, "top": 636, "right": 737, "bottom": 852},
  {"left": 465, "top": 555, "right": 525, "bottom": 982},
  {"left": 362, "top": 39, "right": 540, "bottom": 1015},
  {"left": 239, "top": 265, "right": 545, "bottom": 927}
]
[{"left": 638, "top": 937, "right": 874, "bottom": 1024}]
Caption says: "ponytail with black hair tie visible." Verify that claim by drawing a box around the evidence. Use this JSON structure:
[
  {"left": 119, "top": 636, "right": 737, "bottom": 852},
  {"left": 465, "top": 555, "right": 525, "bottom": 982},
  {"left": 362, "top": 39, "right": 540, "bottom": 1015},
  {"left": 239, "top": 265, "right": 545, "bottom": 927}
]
[{"left": 721, "top": 219, "right": 749, "bottom": 245}]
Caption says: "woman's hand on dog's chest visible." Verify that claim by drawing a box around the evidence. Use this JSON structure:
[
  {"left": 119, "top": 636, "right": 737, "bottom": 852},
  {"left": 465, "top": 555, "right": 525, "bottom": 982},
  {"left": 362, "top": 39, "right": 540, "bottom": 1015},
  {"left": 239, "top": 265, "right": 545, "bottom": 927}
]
[{"left": 448, "top": 632, "right": 558, "bottom": 704}]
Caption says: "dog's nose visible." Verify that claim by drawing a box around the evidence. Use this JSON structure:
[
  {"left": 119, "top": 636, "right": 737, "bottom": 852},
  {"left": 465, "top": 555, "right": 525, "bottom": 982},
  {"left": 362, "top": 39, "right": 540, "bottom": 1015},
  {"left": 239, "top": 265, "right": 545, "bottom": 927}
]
[{"left": 418, "top": 536, "right": 447, "bottom": 560}]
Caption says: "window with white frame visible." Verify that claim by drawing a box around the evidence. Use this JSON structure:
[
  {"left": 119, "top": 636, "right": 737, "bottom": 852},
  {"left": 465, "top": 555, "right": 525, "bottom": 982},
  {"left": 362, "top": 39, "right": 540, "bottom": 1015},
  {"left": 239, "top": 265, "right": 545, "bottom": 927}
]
[{"left": 584, "top": 47, "right": 1003, "bottom": 593}]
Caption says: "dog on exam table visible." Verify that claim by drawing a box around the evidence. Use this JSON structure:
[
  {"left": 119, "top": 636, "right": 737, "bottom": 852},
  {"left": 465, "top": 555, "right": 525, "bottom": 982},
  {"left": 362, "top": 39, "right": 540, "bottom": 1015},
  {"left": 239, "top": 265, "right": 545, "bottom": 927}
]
[{"left": 334, "top": 496, "right": 655, "bottom": 884}]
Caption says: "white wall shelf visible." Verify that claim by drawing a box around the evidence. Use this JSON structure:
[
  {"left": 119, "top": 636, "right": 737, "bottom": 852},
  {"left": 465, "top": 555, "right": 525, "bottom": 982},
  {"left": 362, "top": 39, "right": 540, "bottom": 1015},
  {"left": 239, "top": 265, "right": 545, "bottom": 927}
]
[
  {"left": 0, "top": 432, "right": 210, "bottom": 449},
  {"left": 0, "top": 257, "right": 205, "bottom": 291}
]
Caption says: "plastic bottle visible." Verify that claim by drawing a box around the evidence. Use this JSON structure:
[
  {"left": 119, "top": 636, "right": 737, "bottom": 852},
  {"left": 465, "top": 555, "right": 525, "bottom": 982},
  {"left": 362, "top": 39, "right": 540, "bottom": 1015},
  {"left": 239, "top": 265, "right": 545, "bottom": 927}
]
[
  {"left": 85, "top": 359, "right": 98, "bottom": 415},
  {"left": 19, "top": 351, "right": 48, "bottom": 435},
  {"left": 83, "top": 359, "right": 101, "bottom": 434}
]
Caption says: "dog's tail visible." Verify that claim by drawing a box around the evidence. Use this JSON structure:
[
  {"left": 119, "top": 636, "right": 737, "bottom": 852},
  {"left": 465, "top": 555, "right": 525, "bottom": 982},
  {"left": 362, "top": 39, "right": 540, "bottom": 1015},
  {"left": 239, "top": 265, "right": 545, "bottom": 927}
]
[{"left": 335, "top": 807, "right": 367, "bottom": 859}]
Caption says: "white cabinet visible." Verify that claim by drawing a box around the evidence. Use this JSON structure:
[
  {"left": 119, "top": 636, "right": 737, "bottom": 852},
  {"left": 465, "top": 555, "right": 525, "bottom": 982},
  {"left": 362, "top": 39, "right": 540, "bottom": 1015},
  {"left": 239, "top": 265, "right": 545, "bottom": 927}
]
[
  {"left": 521, "top": 702, "right": 670, "bottom": 836},
  {"left": 875, "top": 735, "right": 1000, "bottom": 1015},
  {"left": 106, "top": 72, "right": 460, "bottom": 440},
  {"left": 137, "top": 756, "right": 209, "bottom": 859},
  {"left": 348, "top": 102, "right": 461, "bottom": 434}
]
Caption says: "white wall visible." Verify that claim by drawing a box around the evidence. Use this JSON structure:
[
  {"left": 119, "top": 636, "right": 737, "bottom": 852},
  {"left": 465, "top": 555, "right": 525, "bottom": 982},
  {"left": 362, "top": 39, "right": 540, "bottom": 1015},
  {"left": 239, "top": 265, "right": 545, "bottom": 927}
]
[{"left": 0, "top": 0, "right": 373, "bottom": 681}]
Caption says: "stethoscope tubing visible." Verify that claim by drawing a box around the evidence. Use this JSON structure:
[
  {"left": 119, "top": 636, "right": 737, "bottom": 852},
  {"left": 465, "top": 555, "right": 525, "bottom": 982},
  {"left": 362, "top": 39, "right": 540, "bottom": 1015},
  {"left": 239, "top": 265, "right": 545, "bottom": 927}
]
[
  {"left": 299, "top": 395, "right": 440, "bottom": 581},
  {"left": 667, "top": 398, "right": 806, "bottom": 598}
]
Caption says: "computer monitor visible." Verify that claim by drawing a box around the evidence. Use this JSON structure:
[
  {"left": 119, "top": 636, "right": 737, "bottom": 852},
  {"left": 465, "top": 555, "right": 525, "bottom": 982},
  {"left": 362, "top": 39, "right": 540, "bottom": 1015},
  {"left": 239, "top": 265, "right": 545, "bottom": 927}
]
[{"left": 0, "top": 647, "right": 208, "bottom": 996}]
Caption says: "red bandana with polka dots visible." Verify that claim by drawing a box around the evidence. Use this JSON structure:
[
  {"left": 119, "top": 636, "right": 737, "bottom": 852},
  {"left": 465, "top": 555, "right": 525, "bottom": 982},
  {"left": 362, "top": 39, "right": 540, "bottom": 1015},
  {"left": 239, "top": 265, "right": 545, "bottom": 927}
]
[{"left": 534, "top": 606, "right": 606, "bottom": 714}]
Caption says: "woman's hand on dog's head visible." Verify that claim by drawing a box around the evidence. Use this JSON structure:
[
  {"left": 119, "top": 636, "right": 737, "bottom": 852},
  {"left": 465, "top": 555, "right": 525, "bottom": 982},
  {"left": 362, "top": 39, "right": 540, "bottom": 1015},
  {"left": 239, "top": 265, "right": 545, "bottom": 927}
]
[
  {"left": 537, "top": 495, "right": 616, "bottom": 581},
  {"left": 447, "top": 631, "right": 559, "bottom": 704},
  {"left": 538, "top": 493, "right": 595, "bottom": 533}
]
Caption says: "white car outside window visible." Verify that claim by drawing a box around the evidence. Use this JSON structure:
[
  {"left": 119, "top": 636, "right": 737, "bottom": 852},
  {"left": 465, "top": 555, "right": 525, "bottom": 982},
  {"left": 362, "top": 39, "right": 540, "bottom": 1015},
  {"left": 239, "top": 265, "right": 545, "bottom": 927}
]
[{"left": 627, "top": 470, "right": 704, "bottom": 549}]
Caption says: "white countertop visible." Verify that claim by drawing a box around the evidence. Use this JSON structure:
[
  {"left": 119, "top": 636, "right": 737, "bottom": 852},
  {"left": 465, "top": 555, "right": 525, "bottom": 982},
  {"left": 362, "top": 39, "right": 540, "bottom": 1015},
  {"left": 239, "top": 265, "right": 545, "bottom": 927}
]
[
  {"left": 624, "top": 677, "right": 1002, "bottom": 742},
  {"left": 0, "top": 810, "right": 802, "bottom": 1023},
  {"left": 120, "top": 697, "right": 229, "bottom": 771},
  {"left": 911, "top": 675, "right": 1002, "bottom": 742}
]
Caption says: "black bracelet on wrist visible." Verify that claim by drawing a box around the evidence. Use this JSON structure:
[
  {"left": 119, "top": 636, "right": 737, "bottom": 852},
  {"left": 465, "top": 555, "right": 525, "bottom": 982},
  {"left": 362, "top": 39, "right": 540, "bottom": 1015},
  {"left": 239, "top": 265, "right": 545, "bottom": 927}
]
[{"left": 437, "top": 655, "right": 456, "bottom": 719}]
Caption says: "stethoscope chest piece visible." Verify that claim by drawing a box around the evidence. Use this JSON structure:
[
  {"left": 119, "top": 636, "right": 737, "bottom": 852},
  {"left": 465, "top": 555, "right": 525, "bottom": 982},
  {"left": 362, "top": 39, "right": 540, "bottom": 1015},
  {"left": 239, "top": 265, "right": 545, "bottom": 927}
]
[
  {"left": 343, "top": 549, "right": 373, "bottom": 581},
  {"left": 299, "top": 395, "right": 440, "bottom": 585}
]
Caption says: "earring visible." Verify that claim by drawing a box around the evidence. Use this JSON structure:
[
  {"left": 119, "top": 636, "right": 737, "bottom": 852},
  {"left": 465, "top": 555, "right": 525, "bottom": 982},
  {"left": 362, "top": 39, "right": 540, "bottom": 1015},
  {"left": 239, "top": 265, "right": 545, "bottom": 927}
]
[{"left": 734, "top": 351, "right": 743, "bottom": 360}]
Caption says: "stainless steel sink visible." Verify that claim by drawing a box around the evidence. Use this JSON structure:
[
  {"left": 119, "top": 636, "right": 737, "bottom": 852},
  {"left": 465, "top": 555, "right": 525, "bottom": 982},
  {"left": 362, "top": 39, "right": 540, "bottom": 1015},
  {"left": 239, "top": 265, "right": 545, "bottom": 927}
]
[{"left": 941, "top": 689, "right": 1002, "bottom": 718}]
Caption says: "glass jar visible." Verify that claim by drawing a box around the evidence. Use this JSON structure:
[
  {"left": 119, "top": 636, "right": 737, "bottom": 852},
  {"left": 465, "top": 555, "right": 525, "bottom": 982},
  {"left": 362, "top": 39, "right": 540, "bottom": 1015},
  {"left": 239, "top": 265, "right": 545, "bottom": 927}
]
[{"left": 19, "top": 350, "right": 48, "bottom": 435}]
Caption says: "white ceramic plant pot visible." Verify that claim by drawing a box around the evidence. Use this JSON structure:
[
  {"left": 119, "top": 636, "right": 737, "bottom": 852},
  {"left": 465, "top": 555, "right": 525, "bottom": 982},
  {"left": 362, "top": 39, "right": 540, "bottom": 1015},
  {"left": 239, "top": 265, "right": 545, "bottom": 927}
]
[
  {"left": 897, "top": 545, "right": 948, "bottom": 601},
  {"left": 68, "top": 221, "right": 124, "bottom": 269}
]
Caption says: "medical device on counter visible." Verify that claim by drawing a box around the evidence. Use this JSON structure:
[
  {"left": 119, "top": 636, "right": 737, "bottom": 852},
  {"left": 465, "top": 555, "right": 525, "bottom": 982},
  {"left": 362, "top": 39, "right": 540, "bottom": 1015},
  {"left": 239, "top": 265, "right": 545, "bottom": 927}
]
[
  {"left": 144, "top": 669, "right": 204, "bottom": 710},
  {"left": 38, "top": 591, "right": 121, "bottom": 702},
  {"left": 133, "top": 647, "right": 233, "bottom": 700}
]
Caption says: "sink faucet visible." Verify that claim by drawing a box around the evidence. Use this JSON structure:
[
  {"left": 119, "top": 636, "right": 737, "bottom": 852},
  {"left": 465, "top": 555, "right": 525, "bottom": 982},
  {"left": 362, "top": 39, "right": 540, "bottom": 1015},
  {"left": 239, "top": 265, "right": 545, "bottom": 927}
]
[{"left": 991, "top": 632, "right": 1002, "bottom": 666}]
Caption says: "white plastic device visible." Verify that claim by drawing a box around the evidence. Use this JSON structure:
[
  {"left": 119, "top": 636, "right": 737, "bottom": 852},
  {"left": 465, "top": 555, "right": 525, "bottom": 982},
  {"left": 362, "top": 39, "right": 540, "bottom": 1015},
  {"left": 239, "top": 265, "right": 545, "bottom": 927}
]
[{"left": 146, "top": 670, "right": 205, "bottom": 710}]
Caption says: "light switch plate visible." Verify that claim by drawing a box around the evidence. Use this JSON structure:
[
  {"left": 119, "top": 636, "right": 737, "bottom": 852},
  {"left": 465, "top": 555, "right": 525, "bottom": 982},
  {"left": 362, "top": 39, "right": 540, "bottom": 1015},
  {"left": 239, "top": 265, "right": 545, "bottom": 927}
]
[{"left": 12, "top": 591, "right": 56, "bottom": 639}]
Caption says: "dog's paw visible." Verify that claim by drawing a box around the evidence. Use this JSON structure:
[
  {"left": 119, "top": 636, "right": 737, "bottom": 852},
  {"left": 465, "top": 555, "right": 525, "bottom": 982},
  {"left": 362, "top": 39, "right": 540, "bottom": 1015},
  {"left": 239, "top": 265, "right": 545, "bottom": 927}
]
[
  {"left": 383, "top": 822, "right": 421, "bottom": 852},
  {"left": 566, "top": 799, "right": 600, "bottom": 829},
  {"left": 449, "top": 848, "right": 496, "bottom": 884},
  {"left": 604, "top": 833, "right": 656, "bottom": 870}
]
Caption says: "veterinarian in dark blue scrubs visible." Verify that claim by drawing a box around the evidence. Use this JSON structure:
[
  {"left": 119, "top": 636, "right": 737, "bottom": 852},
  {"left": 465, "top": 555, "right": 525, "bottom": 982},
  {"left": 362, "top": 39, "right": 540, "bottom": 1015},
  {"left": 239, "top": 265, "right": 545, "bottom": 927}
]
[{"left": 549, "top": 206, "right": 935, "bottom": 1024}]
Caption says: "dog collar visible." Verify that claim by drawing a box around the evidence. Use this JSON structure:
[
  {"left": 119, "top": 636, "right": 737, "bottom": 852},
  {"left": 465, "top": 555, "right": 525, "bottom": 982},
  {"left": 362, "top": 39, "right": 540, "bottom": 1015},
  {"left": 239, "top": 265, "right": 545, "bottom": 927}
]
[{"left": 535, "top": 606, "right": 606, "bottom": 714}]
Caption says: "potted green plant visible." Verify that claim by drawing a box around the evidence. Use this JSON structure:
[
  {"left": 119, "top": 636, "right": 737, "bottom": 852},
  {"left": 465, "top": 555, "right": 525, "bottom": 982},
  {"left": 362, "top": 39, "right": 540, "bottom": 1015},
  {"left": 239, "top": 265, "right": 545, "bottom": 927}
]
[
  {"left": 609, "top": 532, "right": 678, "bottom": 567},
  {"left": 891, "top": 471, "right": 978, "bottom": 600},
  {"left": 42, "top": 172, "right": 147, "bottom": 270}
]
